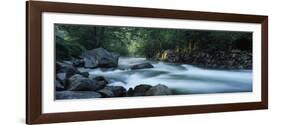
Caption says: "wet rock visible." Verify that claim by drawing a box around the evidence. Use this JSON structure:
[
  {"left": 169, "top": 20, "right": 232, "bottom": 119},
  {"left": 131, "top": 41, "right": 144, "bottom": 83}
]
[
  {"left": 72, "top": 59, "right": 84, "bottom": 67},
  {"left": 55, "top": 80, "right": 64, "bottom": 91},
  {"left": 102, "top": 86, "right": 126, "bottom": 97},
  {"left": 56, "top": 61, "right": 79, "bottom": 78},
  {"left": 133, "top": 84, "right": 152, "bottom": 96},
  {"left": 62, "top": 61, "right": 73, "bottom": 65},
  {"left": 131, "top": 62, "right": 154, "bottom": 70},
  {"left": 81, "top": 48, "right": 119, "bottom": 68},
  {"left": 56, "top": 73, "right": 67, "bottom": 85},
  {"left": 56, "top": 91, "right": 102, "bottom": 100},
  {"left": 126, "top": 88, "right": 134, "bottom": 96},
  {"left": 78, "top": 72, "right": 89, "bottom": 77},
  {"left": 67, "top": 74, "right": 104, "bottom": 91},
  {"left": 98, "top": 88, "right": 115, "bottom": 97},
  {"left": 94, "top": 76, "right": 109, "bottom": 88},
  {"left": 145, "top": 84, "right": 172, "bottom": 96},
  {"left": 83, "top": 57, "right": 97, "bottom": 68},
  {"left": 94, "top": 76, "right": 107, "bottom": 81}
]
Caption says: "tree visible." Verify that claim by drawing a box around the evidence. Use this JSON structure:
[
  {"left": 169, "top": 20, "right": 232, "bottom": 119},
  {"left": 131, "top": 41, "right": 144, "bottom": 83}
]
[{"left": 55, "top": 24, "right": 252, "bottom": 59}]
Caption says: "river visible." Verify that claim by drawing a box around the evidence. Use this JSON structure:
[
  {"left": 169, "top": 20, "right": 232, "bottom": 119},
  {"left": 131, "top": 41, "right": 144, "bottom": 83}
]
[{"left": 86, "top": 57, "right": 252, "bottom": 95}]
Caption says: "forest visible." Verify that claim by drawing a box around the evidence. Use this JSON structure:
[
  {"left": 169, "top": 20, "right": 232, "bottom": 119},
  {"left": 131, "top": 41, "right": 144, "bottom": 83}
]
[{"left": 55, "top": 24, "right": 252, "bottom": 69}]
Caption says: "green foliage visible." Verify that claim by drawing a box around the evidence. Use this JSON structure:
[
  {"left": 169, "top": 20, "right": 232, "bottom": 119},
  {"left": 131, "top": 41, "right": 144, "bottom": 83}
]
[
  {"left": 55, "top": 25, "right": 86, "bottom": 60},
  {"left": 55, "top": 24, "right": 252, "bottom": 59},
  {"left": 56, "top": 36, "right": 70, "bottom": 60}
]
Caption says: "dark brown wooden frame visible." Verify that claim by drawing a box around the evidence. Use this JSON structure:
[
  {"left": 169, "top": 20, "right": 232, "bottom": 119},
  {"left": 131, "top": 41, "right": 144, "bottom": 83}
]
[{"left": 26, "top": 1, "right": 268, "bottom": 124}]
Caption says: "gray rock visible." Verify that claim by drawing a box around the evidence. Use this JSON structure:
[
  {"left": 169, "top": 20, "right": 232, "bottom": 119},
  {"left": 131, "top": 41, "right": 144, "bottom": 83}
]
[
  {"left": 76, "top": 67, "right": 92, "bottom": 73},
  {"left": 94, "top": 76, "right": 108, "bottom": 88},
  {"left": 57, "top": 73, "right": 66, "bottom": 81},
  {"left": 126, "top": 88, "right": 134, "bottom": 96},
  {"left": 133, "top": 84, "right": 152, "bottom": 96},
  {"left": 81, "top": 48, "right": 119, "bottom": 68},
  {"left": 62, "top": 61, "right": 73, "bottom": 65},
  {"left": 56, "top": 62, "right": 79, "bottom": 78},
  {"left": 67, "top": 74, "right": 104, "bottom": 91},
  {"left": 56, "top": 91, "right": 102, "bottom": 100},
  {"left": 94, "top": 76, "right": 107, "bottom": 81},
  {"left": 55, "top": 80, "right": 64, "bottom": 91},
  {"left": 56, "top": 73, "right": 67, "bottom": 85},
  {"left": 78, "top": 72, "right": 89, "bottom": 77},
  {"left": 103, "top": 86, "right": 126, "bottom": 97},
  {"left": 98, "top": 80, "right": 107, "bottom": 87},
  {"left": 72, "top": 59, "right": 84, "bottom": 67},
  {"left": 83, "top": 57, "right": 98, "bottom": 68},
  {"left": 131, "top": 62, "right": 154, "bottom": 70},
  {"left": 98, "top": 88, "right": 115, "bottom": 97},
  {"left": 145, "top": 84, "right": 172, "bottom": 96}
]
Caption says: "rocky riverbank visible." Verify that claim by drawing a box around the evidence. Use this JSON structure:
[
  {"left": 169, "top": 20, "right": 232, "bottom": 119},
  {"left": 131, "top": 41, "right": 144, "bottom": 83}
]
[
  {"left": 154, "top": 49, "right": 252, "bottom": 70},
  {"left": 55, "top": 48, "right": 172, "bottom": 100}
]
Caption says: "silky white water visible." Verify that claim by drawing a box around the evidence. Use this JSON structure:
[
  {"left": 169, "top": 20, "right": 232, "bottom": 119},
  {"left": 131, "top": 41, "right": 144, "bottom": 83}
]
[{"left": 87, "top": 57, "right": 252, "bottom": 94}]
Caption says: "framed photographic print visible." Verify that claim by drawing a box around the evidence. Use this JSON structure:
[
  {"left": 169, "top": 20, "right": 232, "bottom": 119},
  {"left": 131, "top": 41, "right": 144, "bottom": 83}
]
[{"left": 26, "top": 1, "right": 268, "bottom": 124}]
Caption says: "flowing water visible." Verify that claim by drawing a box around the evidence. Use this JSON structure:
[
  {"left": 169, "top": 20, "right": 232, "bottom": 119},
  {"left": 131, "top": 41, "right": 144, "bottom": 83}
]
[{"left": 87, "top": 57, "right": 252, "bottom": 94}]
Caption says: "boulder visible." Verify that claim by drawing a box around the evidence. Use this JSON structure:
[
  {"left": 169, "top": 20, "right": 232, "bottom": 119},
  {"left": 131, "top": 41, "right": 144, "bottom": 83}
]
[
  {"left": 94, "top": 76, "right": 107, "bottom": 81},
  {"left": 102, "top": 86, "right": 126, "bottom": 97},
  {"left": 56, "top": 73, "right": 67, "bottom": 85},
  {"left": 67, "top": 74, "right": 104, "bottom": 91},
  {"left": 62, "top": 61, "right": 73, "bottom": 65},
  {"left": 133, "top": 84, "right": 152, "bottom": 96},
  {"left": 81, "top": 48, "right": 119, "bottom": 68},
  {"left": 83, "top": 57, "right": 97, "bottom": 68},
  {"left": 78, "top": 72, "right": 89, "bottom": 77},
  {"left": 56, "top": 62, "right": 79, "bottom": 78},
  {"left": 145, "top": 84, "right": 172, "bottom": 96},
  {"left": 126, "top": 88, "right": 134, "bottom": 96},
  {"left": 94, "top": 76, "right": 109, "bottom": 88},
  {"left": 96, "top": 80, "right": 107, "bottom": 89},
  {"left": 98, "top": 88, "right": 115, "bottom": 97},
  {"left": 55, "top": 80, "right": 64, "bottom": 91},
  {"left": 72, "top": 59, "right": 84, "bottom": 67},
  {"left": 76, "top": 68, "right": 92, "bottom": 73},
  {"left": 131, "top": 62, "right": 154, "bottom": 70},
  {"left": 56, "top": 91, "right": 102, "bottom": 100}
]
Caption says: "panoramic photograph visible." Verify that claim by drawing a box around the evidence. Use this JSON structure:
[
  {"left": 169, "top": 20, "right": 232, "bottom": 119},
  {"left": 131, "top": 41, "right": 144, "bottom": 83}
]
[{"left": 54, "top": 24, "right": 253, "bottom": 100}]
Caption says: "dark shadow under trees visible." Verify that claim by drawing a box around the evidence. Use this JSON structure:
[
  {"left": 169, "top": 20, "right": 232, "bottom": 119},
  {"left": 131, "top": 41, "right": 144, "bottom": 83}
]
[{"left": 55, "top": 24, "right": 252, "bottom": 69}]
